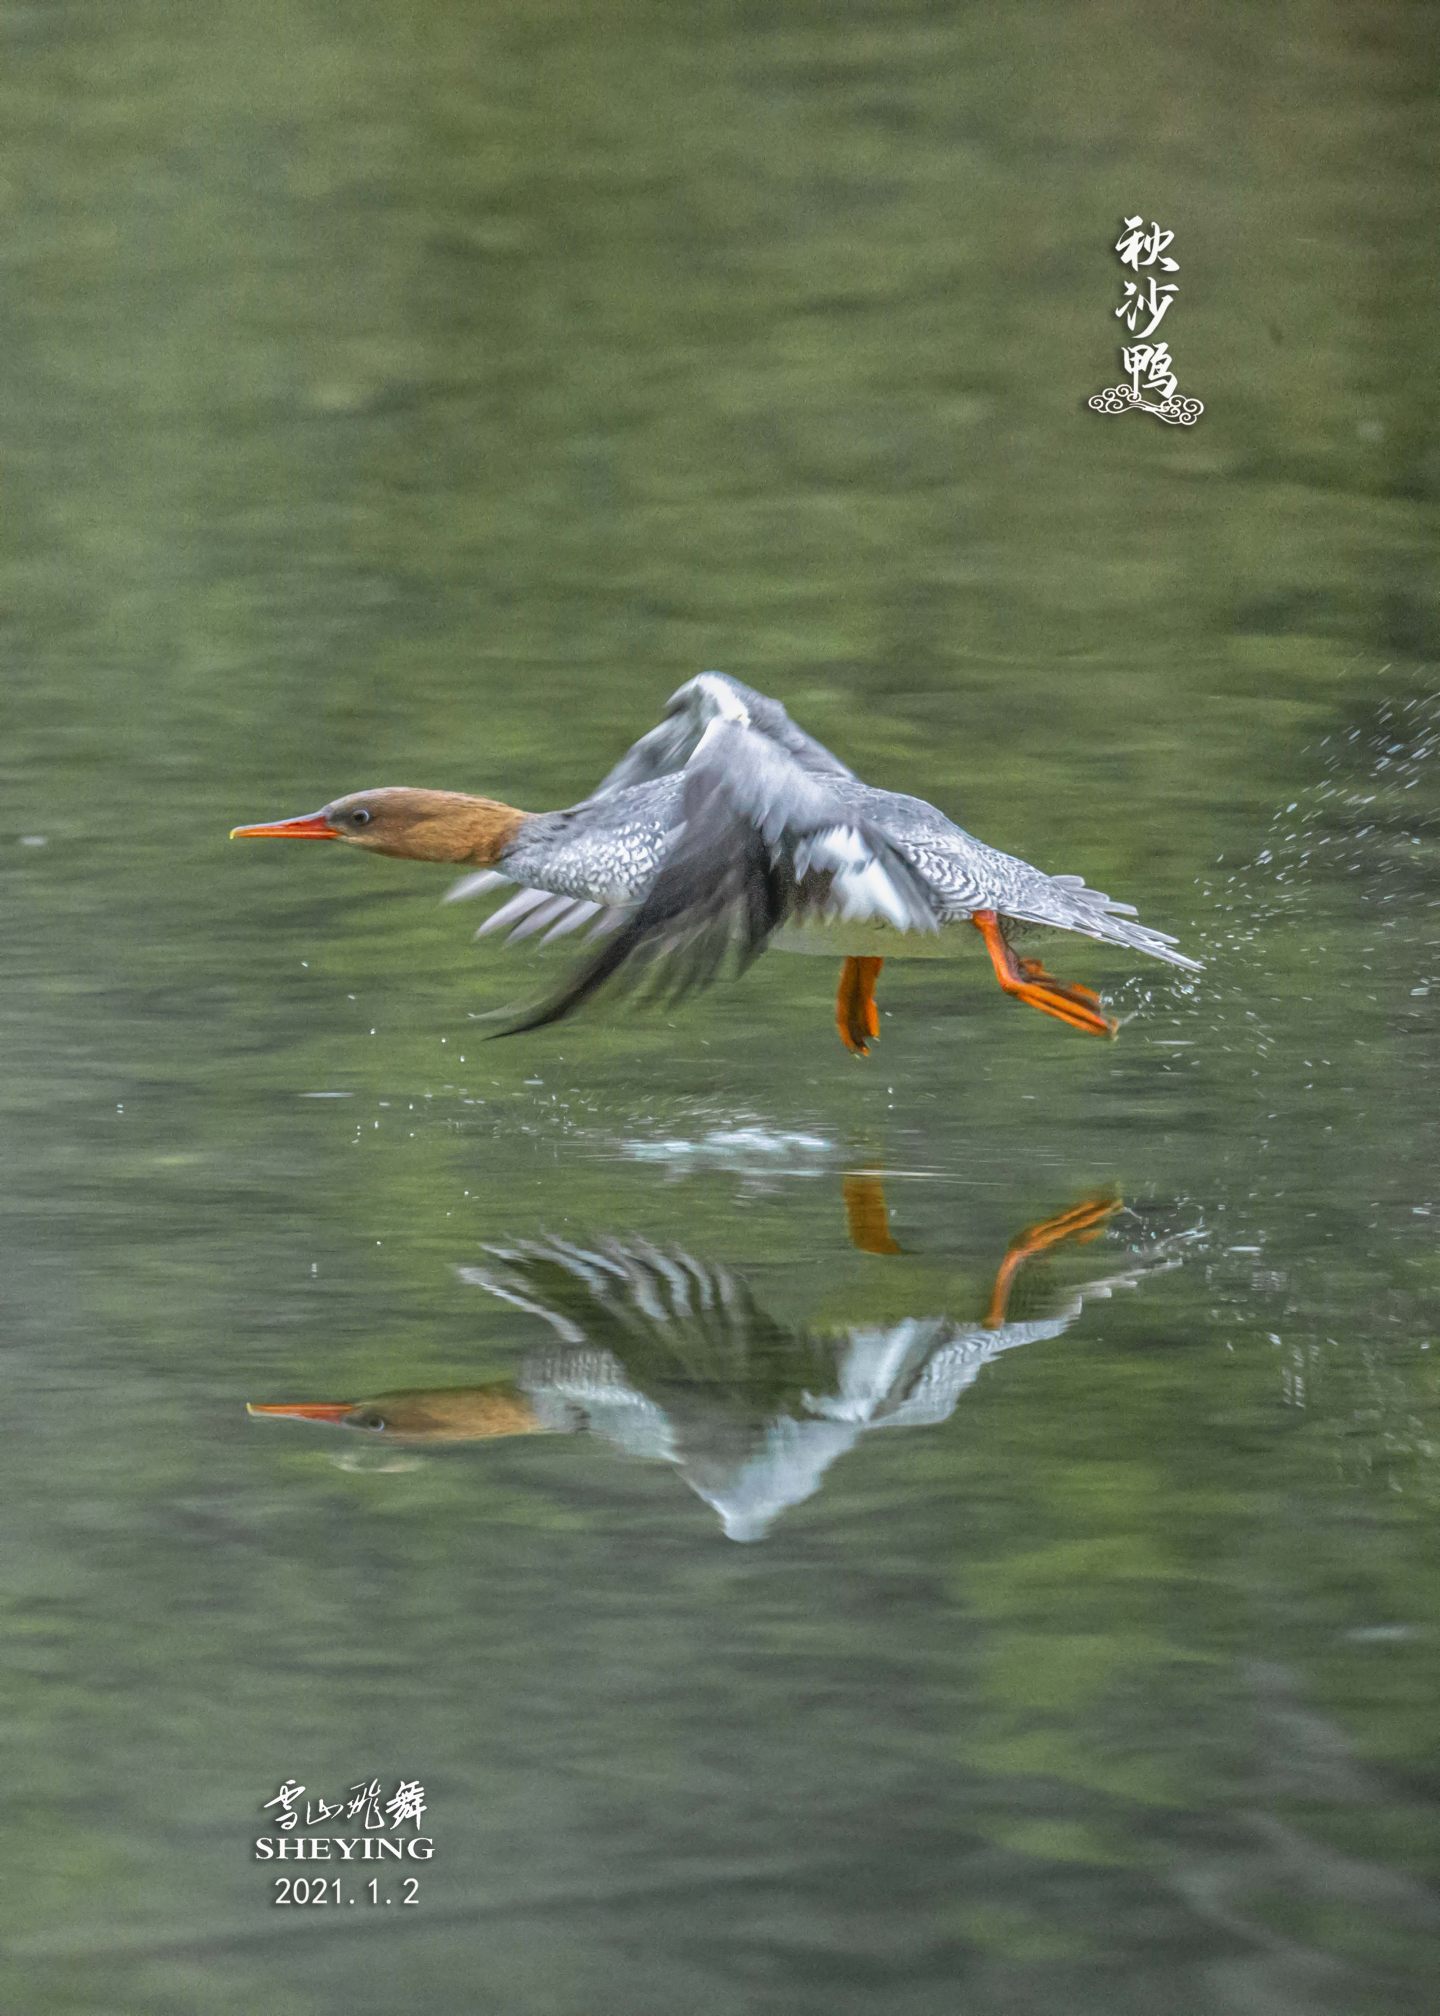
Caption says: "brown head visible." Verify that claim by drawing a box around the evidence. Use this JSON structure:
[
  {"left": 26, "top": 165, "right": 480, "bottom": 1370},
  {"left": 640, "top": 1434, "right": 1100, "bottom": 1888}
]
[
  {"left": 247, "top": 1383, "right": 547, "bottom": 1443},
  {"left": 230, "top": 787, "right": 530, "bottom": 866}
]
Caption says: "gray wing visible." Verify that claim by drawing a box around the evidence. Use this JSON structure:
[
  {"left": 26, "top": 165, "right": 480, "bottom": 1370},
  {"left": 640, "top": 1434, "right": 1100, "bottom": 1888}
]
[
  {"left": 960, "top": 851, "right": 1203, "bottom": 971},
  {"left": 590, "top": 672, "right": 855, "bottom": 797},
  {"left": 493, "top": 720, "right": 941, "bottom": 1036},
  {"left": 458, "top": 1232, "right": 796, "bottom": 1371},
  {"left": 446, "top": 876, "right": 624, "bottom": 949},
  {"left": 864, "top": 1250, "right": 1186, "bottom": 1427},
  {"left": 846, "top": 785, "right": 1204, "bottom": 972},
  {"left": 445, "top": 673, "right": 853, "bottom": 937},
  {"left": 1012, "top": 874, "right": 1203, "bottom": 970}
]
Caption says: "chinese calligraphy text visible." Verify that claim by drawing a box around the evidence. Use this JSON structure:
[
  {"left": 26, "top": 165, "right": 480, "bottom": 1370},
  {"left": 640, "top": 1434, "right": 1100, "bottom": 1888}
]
[
  {"left": 254, "top": 1776, "right": 434, "bottom": 1902},
  {"left": 1090, "top": 216, "right": 1203, "bottom": 427}
]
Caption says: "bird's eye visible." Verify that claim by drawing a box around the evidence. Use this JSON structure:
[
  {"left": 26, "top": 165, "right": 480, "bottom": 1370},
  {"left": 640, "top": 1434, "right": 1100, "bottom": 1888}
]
[
  {"left": 350, "top": 809, "right": 373, "bottom": 828},
  {"left": 356, "top": 1410, "right": 387, "bottom": 1431}
]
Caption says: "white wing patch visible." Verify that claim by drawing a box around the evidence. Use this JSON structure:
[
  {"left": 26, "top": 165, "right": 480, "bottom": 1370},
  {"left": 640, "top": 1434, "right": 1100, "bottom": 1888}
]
[
  {"left": 444, "top": 869, "right": 510, "bottom": 905},
  {"left": 454, "top": 1266, "right": 588, "bottom": 1344},
  {"left": 449, "top": 875, "right": 617, "bottom": 946},
  {"left": 475, "top": 886, "right": 613, "bottom": 946},
  {"left": 692, "top": 672, "right": 752, "bottom": 728},
  {"left": 798, "top": 825, "right": 938, "bottom": 933}
]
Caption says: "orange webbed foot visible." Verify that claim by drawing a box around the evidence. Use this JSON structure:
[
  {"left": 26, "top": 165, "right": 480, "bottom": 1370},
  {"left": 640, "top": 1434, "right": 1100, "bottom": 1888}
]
[
  {"left": 1017, "top": 957, "right": 1103, "bottom": 1010},
  {"left": 975, "top": 914, "right": 1117, "bottom": 1039},
  {"left": 1013, "top": 973, "right": 1117, "bottom": 1038},
  {"left": 835, "top": 957, "right": 885, "bottom": 1056}
]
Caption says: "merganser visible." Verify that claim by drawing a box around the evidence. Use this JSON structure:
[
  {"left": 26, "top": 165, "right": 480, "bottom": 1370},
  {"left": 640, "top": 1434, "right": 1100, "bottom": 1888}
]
[
  {"left": 249, "top": 1183, "right": 1181, "bottom": 1541},
  {"left": 232, "top": 672, "right": 1200, "bottom": 1054}
]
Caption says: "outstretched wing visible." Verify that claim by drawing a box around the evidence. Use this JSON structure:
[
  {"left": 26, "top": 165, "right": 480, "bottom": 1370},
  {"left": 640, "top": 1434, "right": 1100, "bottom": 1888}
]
[
  {"left": 459, "top": 1232, "right": 798, "bottom": 1385},
  {"left": 445, "top": 673, "right": 853, "bottom": 932},
  {"left": 589, "top": 671, "right": 855, "bottom": 797},
  {"left": 492, "top": 719, "right": 941, "bottom": 1036}
]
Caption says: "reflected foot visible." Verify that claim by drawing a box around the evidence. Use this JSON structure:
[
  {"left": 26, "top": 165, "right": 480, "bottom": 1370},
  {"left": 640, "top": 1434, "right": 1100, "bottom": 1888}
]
[
  {"left": 983, "top": 1193, "right": 1123, "bottom": 1327},
  {"left": 842, "top": 1171, "right": 905, "bottom": 1255}
]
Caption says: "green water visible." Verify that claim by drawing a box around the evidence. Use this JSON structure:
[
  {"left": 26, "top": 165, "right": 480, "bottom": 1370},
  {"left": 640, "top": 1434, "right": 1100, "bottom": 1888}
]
[{"left": 3, "top": 2, "right": 1438, "bottom": 2011}]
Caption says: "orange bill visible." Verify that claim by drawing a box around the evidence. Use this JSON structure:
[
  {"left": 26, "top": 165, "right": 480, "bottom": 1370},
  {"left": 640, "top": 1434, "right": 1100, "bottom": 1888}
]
[
  {"left": 230, "top": 813, "right": 336, "bottom": 840},
  {"left": 246, "top": 1400, "right": 355, "bottom": 1423}
]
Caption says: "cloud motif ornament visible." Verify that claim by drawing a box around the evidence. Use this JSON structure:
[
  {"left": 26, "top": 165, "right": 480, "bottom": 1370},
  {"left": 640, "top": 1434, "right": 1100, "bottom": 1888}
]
[{"left": 1088, "top": 383, "right": 1204, "bottom": 426}]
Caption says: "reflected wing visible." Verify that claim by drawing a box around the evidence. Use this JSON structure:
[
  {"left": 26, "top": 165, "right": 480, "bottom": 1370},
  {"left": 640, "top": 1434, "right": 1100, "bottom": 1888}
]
[
  {"left": 864, "top": 1248, "right": 1188, "bottom": 1428},
  {"left": 459, "top": 1233, "right": 797, "bottom": 1385},
  {"left": 493, "top": 720, "right": 941, "bottom": 1035}
]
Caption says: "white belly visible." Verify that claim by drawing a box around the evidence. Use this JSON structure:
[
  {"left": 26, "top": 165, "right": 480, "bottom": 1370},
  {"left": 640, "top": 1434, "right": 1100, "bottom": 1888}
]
[{"left": 773, "top": 916, "right": 974, "bottom": 961}]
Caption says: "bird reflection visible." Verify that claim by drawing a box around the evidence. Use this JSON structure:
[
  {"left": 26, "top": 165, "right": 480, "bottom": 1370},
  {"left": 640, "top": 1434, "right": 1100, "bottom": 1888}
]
[{"left": 250, "top": 1182, "right": 1184, "bottom": 1541}]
